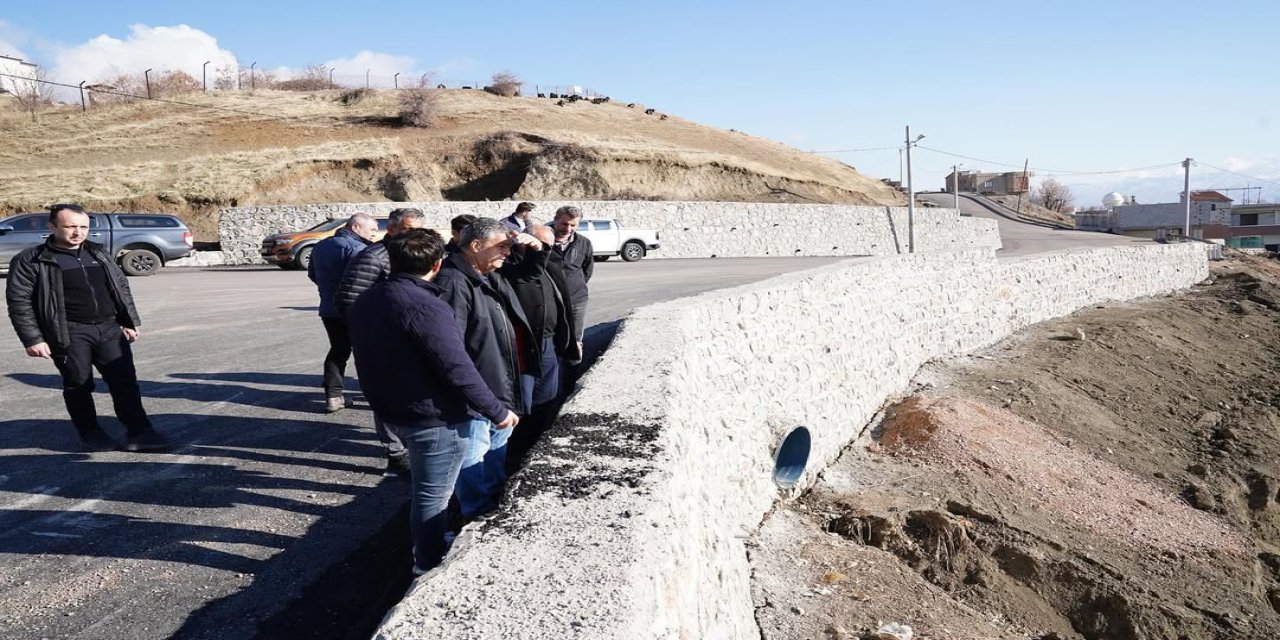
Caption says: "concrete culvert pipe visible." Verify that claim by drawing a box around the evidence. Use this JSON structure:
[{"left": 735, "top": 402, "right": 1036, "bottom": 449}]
[{"left": 773, "top": 426, "right": 812, "bottom": 489}]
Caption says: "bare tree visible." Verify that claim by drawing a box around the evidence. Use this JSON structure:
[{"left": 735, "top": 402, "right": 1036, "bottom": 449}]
[
  {"left": 4, "top": 68, "right": 56, "bottom": 121},
  {"left": 399, "top": 86, "right": 440, "bottom": 127},
  {"left": 485, "top": 71, "right": 521, "bottom": 97},
  {"left": 275, "top": 65, "right": 338, "bottom": 91},
  {"left": 1033, "top": 178, "right": 1075, "bottom": 213}
]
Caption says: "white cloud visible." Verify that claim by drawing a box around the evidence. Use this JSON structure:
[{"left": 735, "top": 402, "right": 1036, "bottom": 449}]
[
  {"left": 0, "top": 19, "right": 30, "bottom": 59},
  {"left": 320, "top": 50, "right": 420, "bottom": 87},
  {"left": 49, "top": 24, "right": 238, "bottom": 85}
]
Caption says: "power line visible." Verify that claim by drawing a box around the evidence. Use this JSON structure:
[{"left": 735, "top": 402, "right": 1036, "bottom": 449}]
[
  {"left": 915, "top": 144, "right": 1183, "bottom": 176},
  {"left": 1194, "top": 161, "right": 1280, "bottom": 188}
]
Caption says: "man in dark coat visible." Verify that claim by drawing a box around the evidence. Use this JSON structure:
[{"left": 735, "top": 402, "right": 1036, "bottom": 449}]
[
  {"left": 332, "top": 207, "right": 427, "bottom": 476},
  {"left": 5, "top": 204, "right": 170, "bottom": 452},
  {"left": 549, "top": 205, "right": 594, "bottom": 360},
  {"left": 307, "top": 213, "right": 377, "bottom": 413},
  {"left": 500, "top": 202, "right": 536, "bottom": 234},
  {"left": 347, "top": 228, "right": 519, "bottom": 575},
  {"left": 435, "top": 217, "right": 539, "bottom": 520}
]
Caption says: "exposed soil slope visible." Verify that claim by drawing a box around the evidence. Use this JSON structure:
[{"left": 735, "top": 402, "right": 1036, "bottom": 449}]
[
  {"left": 0, "top": 89, "right": 903, "bottom": 238},
  {"left": 752, "top": 254, "right": 1280, "bottom": 639}
]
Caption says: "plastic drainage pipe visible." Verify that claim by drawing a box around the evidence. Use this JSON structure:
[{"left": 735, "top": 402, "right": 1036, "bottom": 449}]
[{"left": 773, "top": 426, "right": 812, "bottom": 490}]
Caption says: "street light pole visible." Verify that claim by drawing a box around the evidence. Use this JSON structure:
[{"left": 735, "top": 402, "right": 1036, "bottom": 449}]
[
  {"left": 202, "top": 60, "right": 210, "bottom": 91},
  {"left": 905, "top": 126, "right": 924, "bottom": 253},
  {"left": 394, "top": 72, "right": 400, "bottom": 89},
  {"left": 1183, "top": 157, "right": 1194, "bottom": 236}
]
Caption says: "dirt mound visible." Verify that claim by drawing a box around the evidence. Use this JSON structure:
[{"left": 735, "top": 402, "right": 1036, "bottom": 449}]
[
  {"left": 0, "top": 89, "right": 904, "bottom": 239},
  {"left": 752, "top": 255, "right": 1280, "bottom": 640}
]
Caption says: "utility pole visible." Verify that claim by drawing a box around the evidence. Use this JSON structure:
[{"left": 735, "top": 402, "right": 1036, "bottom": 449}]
[
  {"left": 250, "top": 62, "right": 257, "bottom": 91},
  {"left": 905, "top": 126, "right": 924, "bottom": 253},
  {"left": 1014, "top": 158, "right": 1029, "bottom": 215},
  {"left": 202, "top": 60, "right": 210, "bottom": 91},
  {"left": 394, "top": 72, "right": 400, "bottom": 89},
  {"left": 952, "top": 164, "right": 961, "bottom": 211},
  {"left": 78, "top": 81, "right": 86, "bottom": 112},
  {"left": 144, "top": 68, "right": 153, "bottom": 99},
  {"left": 1183, "top": 157, "right": 1194, "bottom": 236}
]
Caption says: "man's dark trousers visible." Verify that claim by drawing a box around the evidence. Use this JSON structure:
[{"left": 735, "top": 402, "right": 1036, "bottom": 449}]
[
  {"left": 54, "top": 320, "right": 153, "bottom": 437},
  {"left": 321, "top": 317, "right": 352, "bottom": 399}
]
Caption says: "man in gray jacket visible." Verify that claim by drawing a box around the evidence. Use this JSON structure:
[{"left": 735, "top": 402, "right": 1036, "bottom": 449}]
[{"left": 5, "top": 204, "right": 170, "bottom": 452}]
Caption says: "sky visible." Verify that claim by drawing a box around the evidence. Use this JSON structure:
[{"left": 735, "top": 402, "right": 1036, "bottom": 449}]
[{"left": 2, "top": 0, "right": 1278, "bottom": 208}]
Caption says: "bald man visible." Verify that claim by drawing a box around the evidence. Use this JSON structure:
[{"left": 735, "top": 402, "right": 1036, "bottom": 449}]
[{"left": 308, "top": 213, "right": 378, "bottom": 412}]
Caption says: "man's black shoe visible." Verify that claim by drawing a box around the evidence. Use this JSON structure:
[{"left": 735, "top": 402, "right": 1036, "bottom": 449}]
[
  {"left": 79, "top": 430, "right": 119, "bottom": 453},
  {"left": 383, "top": 453, "right": 410, "bottom": 478},
  {"left": 123, "top": 430, "right": 173, "bottom": 453}
]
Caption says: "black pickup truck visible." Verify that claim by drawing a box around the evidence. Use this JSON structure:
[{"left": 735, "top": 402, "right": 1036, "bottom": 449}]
[{"left": 0, "top": 212, "right": 194, "bottom": 276}]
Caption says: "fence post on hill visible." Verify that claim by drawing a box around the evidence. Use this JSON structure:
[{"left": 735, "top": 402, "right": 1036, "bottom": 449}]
[{"left": 145, "top": 69, "right": 153, "bottom": 99}]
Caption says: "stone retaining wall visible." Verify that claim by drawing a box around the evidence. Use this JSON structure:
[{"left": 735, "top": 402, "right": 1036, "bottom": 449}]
[
  {"left": 212, "top": 201, "right": 999, "bottom": 265},
  {"left": 374, "top": 243, "right": 1209, "bottom": 639}
]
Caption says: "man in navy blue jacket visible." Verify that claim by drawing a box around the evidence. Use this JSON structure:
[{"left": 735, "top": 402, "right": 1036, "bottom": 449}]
[
  {"left": 348, "top": 228, "right": 519, "bottom": 574},
  {"left": 307, "top": 213, "right": 377, "bottom": 413}
]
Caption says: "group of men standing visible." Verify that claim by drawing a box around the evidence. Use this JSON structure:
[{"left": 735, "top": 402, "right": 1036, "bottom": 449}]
[{"left": 309, "top": 203, "right": 595, "bottom": 573}]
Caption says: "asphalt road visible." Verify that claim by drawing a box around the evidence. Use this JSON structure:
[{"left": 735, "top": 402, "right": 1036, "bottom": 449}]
[
  {"left": 0, "top": 257, "right": 845, "bottom": 640},
  {"left": 917, "top": 192, "right": 1148, "bottom": 256}
]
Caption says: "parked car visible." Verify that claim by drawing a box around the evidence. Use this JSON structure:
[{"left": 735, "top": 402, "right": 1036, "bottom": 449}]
[
  {"left": 0, "top": 212, "right": 193, "bottom": 276},
  {"left": 260, "top": 217, "right": 390, "bottom": 270},
  {"left": 571, "top": 218, "right": 661, "bottom": 262}
]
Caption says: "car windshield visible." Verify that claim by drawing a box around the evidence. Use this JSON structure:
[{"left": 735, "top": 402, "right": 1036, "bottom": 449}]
[{"left": 306, "top": 219, "right": 346, "bottom": 232}]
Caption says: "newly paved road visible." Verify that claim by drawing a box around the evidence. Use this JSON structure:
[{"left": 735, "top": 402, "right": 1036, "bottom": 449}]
[
  {"left": 0, "top": 257, "right": 844, "bottom": 640},
  {"left": 917, "top": 192, "right": 1148, "bottom": 256}
]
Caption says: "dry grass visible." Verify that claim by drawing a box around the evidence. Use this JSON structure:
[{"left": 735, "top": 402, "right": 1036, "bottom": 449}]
[{"left": 0, "top": 87, "right": 904, "bottom": 228}]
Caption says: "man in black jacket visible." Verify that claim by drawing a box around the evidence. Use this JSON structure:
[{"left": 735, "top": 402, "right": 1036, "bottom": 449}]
[
  {"left": 5, "top": 204, "right": 170, "bottom": 452},
  {"left": 332, "top": 207, "right": 426, "bottom": 476},
  {"left": 435, "top": 217, "right": 539, "bottom": 520},
  {"left": 347, "top": 229, "right": 518, "bottom": 574},
  {"left": 501, "top": 224, "right": 580, "bottom": 470},
  {"left": 549, "top": 206, "right": 594, "bottom": 360}
]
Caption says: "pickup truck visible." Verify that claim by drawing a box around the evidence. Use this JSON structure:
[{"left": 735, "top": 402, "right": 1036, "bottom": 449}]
[
  {"left": 0, "top": 212, "right": 193, "bottom": 276},
  {"left": 261, "top": 217, "right": 391, "bottom": 270},
  {"left": 574, "top": 218, "right": 661, "bottom": 262}
]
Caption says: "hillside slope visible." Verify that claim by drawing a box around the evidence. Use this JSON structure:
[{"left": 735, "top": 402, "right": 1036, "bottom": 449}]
[{"left": 0, "top": 89, "right": 903, "bottom": 238}]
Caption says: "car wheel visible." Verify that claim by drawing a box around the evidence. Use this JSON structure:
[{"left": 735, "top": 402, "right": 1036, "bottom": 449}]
[
  {"left": 120, "top": 249, "right": 161, "bottom": 276},
  {"left": 621, "top": 241, "right": 645, "bottom": 262},
  {"left": 294, "top": 246, "right": 314, "bottom": 271}
]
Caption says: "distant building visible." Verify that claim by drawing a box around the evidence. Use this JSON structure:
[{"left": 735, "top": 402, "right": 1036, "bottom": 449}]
[
  {"left": 0, "top": 54, "right": 39, "bottom": 95},
  {"left": 1081, "top": 190, "right": 1233, "bottom": 239},
  {"left": 1228, "top": 202, "right": 1280, "bottom": 251},
  {"left": 944, "top": 169, "right": 1032, "bottom": 195}
]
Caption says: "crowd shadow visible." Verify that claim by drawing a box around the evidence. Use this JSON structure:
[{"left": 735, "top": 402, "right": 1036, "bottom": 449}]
[
  {"left": 0, "top": 411, "right": 389, "bottom": 575},
  {"left": 5, "top": 372, "right": 355, "bottom": 413}
]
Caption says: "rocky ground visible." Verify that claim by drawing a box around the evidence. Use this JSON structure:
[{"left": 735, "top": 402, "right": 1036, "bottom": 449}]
[{"left": 751, "top": 254, "right": 1280, "bottom": 639}]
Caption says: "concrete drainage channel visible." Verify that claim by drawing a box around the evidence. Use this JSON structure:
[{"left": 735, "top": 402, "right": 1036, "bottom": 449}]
[{"left": 372, "top": 244, "right": 1209, "bottom": 639}]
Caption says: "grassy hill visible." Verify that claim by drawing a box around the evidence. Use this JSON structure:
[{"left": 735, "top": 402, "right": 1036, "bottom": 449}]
[{"left": 0, "top": 88, "right": 904, "bottom": 239}]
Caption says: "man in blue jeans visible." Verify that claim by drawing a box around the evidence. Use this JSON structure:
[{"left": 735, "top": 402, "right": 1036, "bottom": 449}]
[
  {"left": 347, "top": 229, "right": 519, "bottom": 574},
  {"left": 435, "top": 217, "right": 541, "bottom": 521}
]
